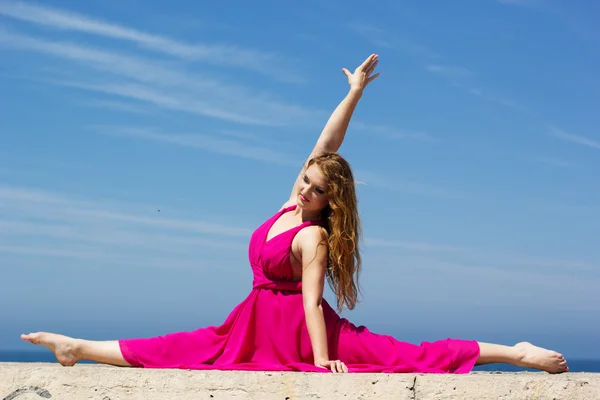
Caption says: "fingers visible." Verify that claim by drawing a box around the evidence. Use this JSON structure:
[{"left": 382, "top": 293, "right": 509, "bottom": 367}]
[
  {"left": 366, "top": 59, "right": 379, "bottom": 76},
  {"left": 367, "top": 72, "right": 380, "bottom": 83},
  {"left": 329, "top": 360, "right": 348, "bottom": 373},
  {"left": 341, "top": 67, "right": 351, "bottom": 77},
  {"left": 341, "top": 361, "right": 348, "bottom": 373},
  {"left": 359, "top": 53, "right": 378, "bottom": 71}
]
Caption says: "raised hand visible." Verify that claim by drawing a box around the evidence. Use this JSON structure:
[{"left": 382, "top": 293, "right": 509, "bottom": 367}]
[
  {"left": 342, "top": 53, "right": 380, "bottom": 92},
  {"left": 315, "top": 358, "right": 349, "bottom": 373}
]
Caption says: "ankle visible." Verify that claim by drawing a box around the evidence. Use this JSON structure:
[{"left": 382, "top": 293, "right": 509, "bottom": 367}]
[
  {"left": 513, "top": 342, "right": 530, "bottom": 364},
  {"left": 70, "top": 338, "right": 84, "bottom": 359}
]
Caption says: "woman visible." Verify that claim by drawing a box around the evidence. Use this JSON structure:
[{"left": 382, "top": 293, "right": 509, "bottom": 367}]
[{"left": 22, "top": 54, "right": 568, "bottom": 374}]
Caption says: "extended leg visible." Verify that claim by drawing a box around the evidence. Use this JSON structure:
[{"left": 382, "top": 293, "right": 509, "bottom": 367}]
[
  {"left": 476, "top": 341, "right": 568, "bottom": 373},
  {"left": 21, "top": 332, "right": 130, "bottom": 367}
]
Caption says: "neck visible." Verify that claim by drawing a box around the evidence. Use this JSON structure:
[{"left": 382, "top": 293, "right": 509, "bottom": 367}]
[{"left": 295, "top": 207, "right": 321, "bottom": 222}]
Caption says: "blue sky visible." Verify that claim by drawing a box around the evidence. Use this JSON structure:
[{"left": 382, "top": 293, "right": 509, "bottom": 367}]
[{"left": 1, "top": 0, "right": 599, "bottom": 359}]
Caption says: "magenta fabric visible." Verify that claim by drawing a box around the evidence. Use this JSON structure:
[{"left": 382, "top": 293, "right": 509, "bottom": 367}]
[{"left": 118, "top": 205, "right": 480, "bottom": 373}]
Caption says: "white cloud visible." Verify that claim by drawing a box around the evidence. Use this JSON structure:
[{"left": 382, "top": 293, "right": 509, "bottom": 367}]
[
  {"left": 496, "top": 0, "right": 538, "bottom": 5},
  {"left": 0, "top": 219, "right": 246, "bottom": 251},
  {"left": 53, "top": 80, "right": 274, "bottom": 125},
  {"left": 355, "top": 169, "right": 466, "bottom": 199},
  {"left": 2, "top": 184, "right": 597, "bottom": 276},
  {"left": 0, "top": 29, "right": 308, "bottom": 125},
  {"left": 0, "top": 0, "right": 302, "bottom": 82},
  {"left": 0, "top": 184, "right": 251, "bottom": 267},
  {"left": 534, "top": 156, "right": 570, "bottom": 168},
  {"left": 348, "top": 23, "right": 440, "bottom": 60},
  {"left": 425, "top": 64, "right": 472, "bottom": 79},
  {"left": 467, "top": 87, "right": 524, "bottom": 111},
  {"left": 364, "top": 238, "right": 471, "bottom": 253},
  {"left": 0, "top": 184, "right": 251, "bottom": 237},
  {"left": 90, "top": 126, "right": 301, "bottom": 166},
  {"left": 0, "top": 245, "right": 106, "bottom": 259},
  {"left": 548, "top": 125, "right": 600, "bottom": 150},
  {"left": 352, "top": 122, "right": 435, "bottom": 143},
  {"left": 81, "top": 99, "right": 151, "bottom": 114}
]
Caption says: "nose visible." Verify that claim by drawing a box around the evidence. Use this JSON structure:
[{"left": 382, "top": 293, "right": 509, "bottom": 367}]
[{"left": 300, "top": 186, "right": 311, "bottom": 196}]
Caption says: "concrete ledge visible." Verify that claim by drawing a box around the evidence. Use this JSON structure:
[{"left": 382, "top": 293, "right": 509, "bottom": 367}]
[{"left": 1, "top": 363, "right": 598, "bottom": 400}]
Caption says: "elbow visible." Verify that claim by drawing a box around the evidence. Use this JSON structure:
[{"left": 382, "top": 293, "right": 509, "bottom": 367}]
[
  {"left": 303, "top": 298, "right": 323, "bottom": 313},
  {"left": 316, "top": 138, "right": 338, "bottom": 154}
]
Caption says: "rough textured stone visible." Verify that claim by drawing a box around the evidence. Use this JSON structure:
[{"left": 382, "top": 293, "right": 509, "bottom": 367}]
[
  {"left": 416, "top": 371, "right": 599, "bottom": 400},
  {"left": 0, "top": 363, "right": 598, "bottom": 400}
]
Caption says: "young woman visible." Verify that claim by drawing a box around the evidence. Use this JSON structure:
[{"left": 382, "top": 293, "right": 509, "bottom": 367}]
[{"left": 22, "top": 54, "right": 568, "bottom": 374}]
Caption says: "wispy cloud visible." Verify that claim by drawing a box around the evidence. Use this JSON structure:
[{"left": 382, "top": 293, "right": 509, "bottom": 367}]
[
  {"left": 352, "top": 122, "right": 435, "bottom": 143},
  {"left": 80, "top": 100, "right": 152, "bottom": 115},
  {"left": 467, "top": 87, "right": 523, "bottom": 111},
  {"left": 548, "top": 125, "right": 600, "bottom": 150},
  {"left": 0, "top": 245, "right": 106, "bottom": 259},
  {"left": 348, "top": 24, "right": 521, "bottom": 112},
  {"left": 425, "top": 65, "right": 523, "bottom": 111},
  {"left": 534, "top": 156, "right": 570, "bottom": 168},
  {"left": 496, "top": 0, "right": 539, "bottom": 5},
  {"left": 0, "top": 185, "right": 251, "bottom": 237},
  {"left": 348, "top": 23, "right": 440, "bottom": 60},
  {"left": 89, "top": 126, "right": 448, "bottom": 198},
  {"left": 1, "top": 219, "right": 246, "bottom": 251},
  {"left": 89, "top": 126, "right": 300, "bottom": 166},
  {"left": 54, "top": 80, "right": 275, "bottom": 125},
  {"left": 2, "top": 184, "right": 596, "bottom": 277},
  {"left": 365, "top": 238, "right": 471, "bottom": 253},
  {"left": 542, "top": 203, "right": 600, "bottom": 217},
  {"left": 0, "top": 10, "right": 409, "bottom": 137},
  {"left": 367, "top": 239, "right": 598, "bottom": 274},
  {"left": 0, "top": 0, "right": 302, "bottom": 83},
  {"left": 425, "top": 64, "right": 472, "bottom": 79},
  {"left": 496, "top": 0, "right": 600, "bottom": 44},
  {"left": 374, "top": 254, "right": 600, "bottom": 309},
  {"left": 0, "top": 184, "right": 250, "bottom": 266},
  {"left": 355, "top": 169, "right": 466, "bottom": 199},
  {"left": 0, "top": 28, "right": 310, "bottom": 126}
]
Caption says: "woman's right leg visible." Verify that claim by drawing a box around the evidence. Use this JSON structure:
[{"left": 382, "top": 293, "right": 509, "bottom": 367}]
[{"left": 21, "top": 332, "right": 131, "bottom": 367}]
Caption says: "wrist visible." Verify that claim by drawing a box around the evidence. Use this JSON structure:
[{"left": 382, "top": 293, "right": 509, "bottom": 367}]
[
  {"left": 314, "top": 356, "right": 329, "bottom": 364},
  {"left": 348, "top": 86, "right": 364, "bottom": 97}
]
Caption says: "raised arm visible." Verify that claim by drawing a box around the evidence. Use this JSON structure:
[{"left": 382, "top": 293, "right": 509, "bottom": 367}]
[{"left": 285, "top": 54, "right": 380, "bottom": 206}]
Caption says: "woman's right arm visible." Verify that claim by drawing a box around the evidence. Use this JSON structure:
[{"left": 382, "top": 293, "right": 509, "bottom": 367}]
[{"left": 284, "top": 54, "right": 380, "bottom": 207}]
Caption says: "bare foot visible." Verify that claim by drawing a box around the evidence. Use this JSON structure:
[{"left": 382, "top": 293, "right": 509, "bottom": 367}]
[
  {"left": 514, "top": 341, "right": 569, "bottom": 374},
  {"left": 21, "top": 332, "right": 80, "bottom": 366}
]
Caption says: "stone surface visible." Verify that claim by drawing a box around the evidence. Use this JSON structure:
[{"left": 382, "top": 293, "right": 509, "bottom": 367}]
[
  {"left": 1, "top": 363, "right": 598, "bottom": 400},
  {"left": 416, "top": 372, "right": 599, "bottom": 400}
]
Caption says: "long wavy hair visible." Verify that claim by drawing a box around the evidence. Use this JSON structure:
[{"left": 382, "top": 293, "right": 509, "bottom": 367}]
[{"left": 306, "top": 152, "right": 362, "bottom": 312}]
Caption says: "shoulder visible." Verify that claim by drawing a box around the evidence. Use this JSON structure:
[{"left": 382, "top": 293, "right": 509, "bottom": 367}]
[{"left": 296, "top": 225, "right": 328, "bottom": 251}]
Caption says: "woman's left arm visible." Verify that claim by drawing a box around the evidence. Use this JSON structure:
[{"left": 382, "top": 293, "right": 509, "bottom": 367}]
[{"left": 297, "top": 226, "right": 348, "bottom": 373}]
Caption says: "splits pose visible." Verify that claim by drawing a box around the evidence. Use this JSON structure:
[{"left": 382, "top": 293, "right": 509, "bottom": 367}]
[{"left": 22, "top": 54, "right": 568, "bottom": 374}]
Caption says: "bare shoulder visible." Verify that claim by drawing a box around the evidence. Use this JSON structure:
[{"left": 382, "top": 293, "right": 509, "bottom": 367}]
[
  {"left": 296, "top": 225, "right": 328, "bottom": 251},
  {"left": 278, "top": 200, "right": 296, "bottom": 211}
]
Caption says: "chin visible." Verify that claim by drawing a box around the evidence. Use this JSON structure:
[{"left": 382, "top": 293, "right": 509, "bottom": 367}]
[{"left": 296, "top": 198, "right": 307, "bottom": 209}]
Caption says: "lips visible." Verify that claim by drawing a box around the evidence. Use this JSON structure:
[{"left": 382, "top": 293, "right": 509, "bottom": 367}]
[{"left": 299, "top": 194, "right": 309, "bottom": 203}]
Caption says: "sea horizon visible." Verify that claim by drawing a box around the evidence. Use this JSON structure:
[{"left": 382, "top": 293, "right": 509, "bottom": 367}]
[{"left": 1, "top": 350, "right": 599, "bottom": 373}]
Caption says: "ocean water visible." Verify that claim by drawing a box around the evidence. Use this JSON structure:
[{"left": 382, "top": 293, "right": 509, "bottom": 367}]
[{"left": 1, "top": 351, "right": 599, "bottom": 372}]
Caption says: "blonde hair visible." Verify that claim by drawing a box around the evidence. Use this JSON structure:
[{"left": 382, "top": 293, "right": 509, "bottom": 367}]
[{"left": 307, "top": 152, "right": 362, "bottom": 311}]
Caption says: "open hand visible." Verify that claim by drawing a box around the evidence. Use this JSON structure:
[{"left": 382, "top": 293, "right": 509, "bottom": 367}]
[
  {"left": 315, "top": 358, "right": 349, "bottom": 373},
  {"left": 342, "top": 53, "right": 380, "bottom": 92}
]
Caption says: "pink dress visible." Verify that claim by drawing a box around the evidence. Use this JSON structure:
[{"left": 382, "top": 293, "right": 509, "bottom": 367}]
[{"left": 119, "top": 205, "right": 480, "bottom": 373}]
